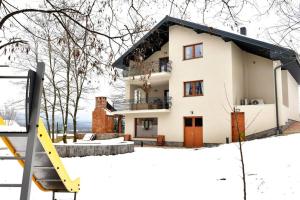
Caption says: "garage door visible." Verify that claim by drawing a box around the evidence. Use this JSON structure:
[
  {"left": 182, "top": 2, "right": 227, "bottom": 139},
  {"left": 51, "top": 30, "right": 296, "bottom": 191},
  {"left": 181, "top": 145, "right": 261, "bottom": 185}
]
[{"left": 184, "top": 117, "right": 203, "bottom": 148}]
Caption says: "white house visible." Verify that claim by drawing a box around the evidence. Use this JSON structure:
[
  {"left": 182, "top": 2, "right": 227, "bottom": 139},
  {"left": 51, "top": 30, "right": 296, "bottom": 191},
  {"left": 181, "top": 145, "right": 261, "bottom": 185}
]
[{"left": 112, "top": 16, "right": 300, "bottom": 147}]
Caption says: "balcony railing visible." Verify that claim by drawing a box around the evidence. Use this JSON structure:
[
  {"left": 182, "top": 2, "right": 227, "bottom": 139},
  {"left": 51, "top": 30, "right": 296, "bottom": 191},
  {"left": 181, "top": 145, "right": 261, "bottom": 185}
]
[
  {"left": 113, "top": 97, "right": 172, "bottom": 111},
  {"left": 123, "top": 61, "right": 172, "bottom": 77}
]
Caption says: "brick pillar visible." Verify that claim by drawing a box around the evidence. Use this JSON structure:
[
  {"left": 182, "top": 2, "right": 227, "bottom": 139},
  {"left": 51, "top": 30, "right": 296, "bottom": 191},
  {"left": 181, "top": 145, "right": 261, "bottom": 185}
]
[{"left": 92, "top": 97, "right": 107, "bottom": 133}]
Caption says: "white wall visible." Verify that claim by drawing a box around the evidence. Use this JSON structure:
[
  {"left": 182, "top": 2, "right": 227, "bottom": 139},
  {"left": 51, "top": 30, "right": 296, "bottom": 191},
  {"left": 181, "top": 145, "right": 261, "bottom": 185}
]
[
  {"left": 276, "top": 66, "right": 300, "bottom": 123},
  {"left": 231, "top": 43, "right": 244, "bottom": 105},
  {"left": 125, "top": 26, "right": 234, "bottom": 143},
  {"left": 287, "top": 71, "right": 300, "bottom": 121},
  {"left": 281, "top": 70, "right": 289, "bottom": 107},
  {"left": 236, "top": 104, "right": 277, "bottom": 135},
  {"left": 243, "top": 52, "right": 275, "bottom": 104},
  {"left": 124, "top": 25, "right": 300, "bottom": 144},
  {"left": 231, "top": 44, "right": 275, "bottom": 105},
  {"left": 148, "top": 84, "right": 169, "bottom": 100}
]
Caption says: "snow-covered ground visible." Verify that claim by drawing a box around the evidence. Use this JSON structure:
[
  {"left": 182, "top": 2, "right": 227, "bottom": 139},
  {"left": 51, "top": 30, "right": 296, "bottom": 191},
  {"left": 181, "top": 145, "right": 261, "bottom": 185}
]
[{"left": 1, "top": 134, "right": 300, "bottom": 200}]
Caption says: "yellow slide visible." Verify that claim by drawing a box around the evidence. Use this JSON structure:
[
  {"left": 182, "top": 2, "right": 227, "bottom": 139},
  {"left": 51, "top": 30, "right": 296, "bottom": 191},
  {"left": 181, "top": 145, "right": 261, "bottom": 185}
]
[{"left": 0, "top": 117, "right": 80, "bottom": 193}]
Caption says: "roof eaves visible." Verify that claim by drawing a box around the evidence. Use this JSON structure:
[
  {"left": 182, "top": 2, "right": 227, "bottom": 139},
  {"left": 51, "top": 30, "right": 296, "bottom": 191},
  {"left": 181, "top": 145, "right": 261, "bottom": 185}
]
[
  {"left": 112, "top": 15, "right": 170, "bottom": 68},
  {"left": 112, "top": 15, "right": 300, "bottom": 76}
]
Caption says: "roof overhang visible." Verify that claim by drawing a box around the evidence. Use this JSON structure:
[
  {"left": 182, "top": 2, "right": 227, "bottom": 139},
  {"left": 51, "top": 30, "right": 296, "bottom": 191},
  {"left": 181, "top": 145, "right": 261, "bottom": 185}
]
[{"left": 113, "top": 16, "right": 300, "bottom": 84}]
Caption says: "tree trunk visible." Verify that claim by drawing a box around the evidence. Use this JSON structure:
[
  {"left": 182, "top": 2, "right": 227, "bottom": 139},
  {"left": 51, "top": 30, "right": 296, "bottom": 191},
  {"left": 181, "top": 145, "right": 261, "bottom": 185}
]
[
  {"left": 42, "top": 86, "right": 51, "bottom": 134},
  {"left": 63, "top": 32, "right": 72, "bottom": 144},
  {"left": 47, "top": 35, "right": 57, "bottom": 143},
  {"left": 73, "top": 117, "right": 77, "bottom": 142},
  {"left": 234, "top": 110, "right": 247, "bottom": 200}
]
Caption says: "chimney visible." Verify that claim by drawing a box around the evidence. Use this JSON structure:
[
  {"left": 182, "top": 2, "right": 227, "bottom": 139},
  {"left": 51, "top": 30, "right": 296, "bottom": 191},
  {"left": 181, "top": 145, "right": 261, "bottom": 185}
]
[
  {"left": 95, "top": 97, "right": 107, "bottom": 109},
  {"left": 92, "top": 96, "right": 109, "bottom": 134},
  {"left": 240, "top": 27, "right": 247, "bottom": 36}
]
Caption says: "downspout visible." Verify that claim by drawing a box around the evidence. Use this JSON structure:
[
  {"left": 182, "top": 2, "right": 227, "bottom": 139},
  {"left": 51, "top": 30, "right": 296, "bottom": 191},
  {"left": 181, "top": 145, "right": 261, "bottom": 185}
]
[{"left": 274, "top": 65, "right": 282, "bottom": 135}]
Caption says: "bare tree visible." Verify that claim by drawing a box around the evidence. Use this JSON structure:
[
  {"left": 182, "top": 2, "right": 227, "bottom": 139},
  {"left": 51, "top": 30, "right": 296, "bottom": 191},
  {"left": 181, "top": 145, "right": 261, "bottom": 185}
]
[{"left": 222, "top": 83, "right": 247, "bottom": 200}]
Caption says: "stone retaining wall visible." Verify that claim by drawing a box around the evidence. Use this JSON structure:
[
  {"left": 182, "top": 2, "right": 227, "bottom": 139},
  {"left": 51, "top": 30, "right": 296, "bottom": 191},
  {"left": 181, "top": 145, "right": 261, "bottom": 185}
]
[
  {"left": 246, "top": 119, "right": 295, "bottom": 141},
  {"left": 55, "top": 142, "right": 134, "bottom": 157},
  {"left": 133, "top": 140, "right": 184, "bottom": 147}
]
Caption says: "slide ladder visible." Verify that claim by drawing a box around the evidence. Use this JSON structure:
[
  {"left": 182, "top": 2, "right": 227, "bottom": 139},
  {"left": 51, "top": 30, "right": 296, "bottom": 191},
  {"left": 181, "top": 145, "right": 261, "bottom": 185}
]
[
  {"left": 0, "top": 118, "right": 80, "bottom": 199},
  {"left": 0, "top": 63, "right": 80, "bottom": 200}
]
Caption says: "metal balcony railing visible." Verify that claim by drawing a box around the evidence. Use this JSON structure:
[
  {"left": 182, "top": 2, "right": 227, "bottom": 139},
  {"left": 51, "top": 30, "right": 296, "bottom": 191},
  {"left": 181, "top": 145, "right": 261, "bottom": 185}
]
[
  {"left": 113, "top": 97, "right": 172, "bottom": 111},
  {"left": 122, "top": 61, "right": 172, "bottom": 77}
]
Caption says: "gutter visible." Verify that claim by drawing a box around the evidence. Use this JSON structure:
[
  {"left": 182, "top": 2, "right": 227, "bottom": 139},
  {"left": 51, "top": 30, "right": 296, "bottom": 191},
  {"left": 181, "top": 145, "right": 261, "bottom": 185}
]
[{"left": 274, "top": 64, "right": 282, "bottom": 135}]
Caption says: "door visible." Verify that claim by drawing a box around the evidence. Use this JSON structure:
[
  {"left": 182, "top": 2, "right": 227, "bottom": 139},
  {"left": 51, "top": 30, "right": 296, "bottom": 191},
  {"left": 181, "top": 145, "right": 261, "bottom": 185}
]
[
  {"left": 164, "top": 90, "right": 169, "bottom": 109},
  {"left": 231, "top": 112, "right": 245, "bottom": 142},
  {"left": 184, "top": 117, "right": 203, "bottom": 148},
  {"left": 159, "top": 57, "right": 169, "bottom": 72}
]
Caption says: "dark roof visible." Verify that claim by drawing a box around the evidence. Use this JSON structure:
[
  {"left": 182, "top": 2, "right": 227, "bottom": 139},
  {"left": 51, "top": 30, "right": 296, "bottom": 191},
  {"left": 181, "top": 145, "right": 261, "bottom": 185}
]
[
  {"left": 113, "top": 16, "right": 300, "bottom": 84},
  {"left": 106, "top": 102, "right": 116, "bottom": 112}
]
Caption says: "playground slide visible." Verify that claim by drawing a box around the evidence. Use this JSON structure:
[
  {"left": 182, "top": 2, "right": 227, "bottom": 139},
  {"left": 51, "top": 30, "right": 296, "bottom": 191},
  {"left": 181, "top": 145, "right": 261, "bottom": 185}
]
[{"left": 0, "top": 117, "right": 80, "bottom": 193}]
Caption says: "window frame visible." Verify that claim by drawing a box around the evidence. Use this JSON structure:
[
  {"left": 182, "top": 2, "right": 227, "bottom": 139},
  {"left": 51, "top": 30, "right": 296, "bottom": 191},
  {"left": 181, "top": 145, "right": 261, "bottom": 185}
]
[
  {"left": 184, "top": 80, "right": 204, "bottom": 97},
  {"left": 134, "top": 118, "right": 158, "bottom": 138},
  {"left": 183, "top": 43, "right": 203, "bottom": 60}
]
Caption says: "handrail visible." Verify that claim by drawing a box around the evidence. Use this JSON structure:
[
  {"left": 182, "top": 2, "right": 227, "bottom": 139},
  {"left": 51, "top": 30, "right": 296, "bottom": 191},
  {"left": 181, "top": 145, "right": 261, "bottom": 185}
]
[{"left": 113, "top": 97, "right": 172, "bottom": 111}]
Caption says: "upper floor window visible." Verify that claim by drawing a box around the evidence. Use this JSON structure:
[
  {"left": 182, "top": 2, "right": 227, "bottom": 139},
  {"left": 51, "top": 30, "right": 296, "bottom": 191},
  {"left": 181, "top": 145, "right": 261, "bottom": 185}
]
[
  {"left": 184, "top": 80, "right": 203, "bottom": 97},
  {"left": 184, "top": 43, "right": 203, "bottom": 60}
]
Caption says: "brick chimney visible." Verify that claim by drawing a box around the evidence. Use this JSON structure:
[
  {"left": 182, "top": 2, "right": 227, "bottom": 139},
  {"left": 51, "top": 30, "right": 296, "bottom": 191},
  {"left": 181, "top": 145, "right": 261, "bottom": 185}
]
[
  {"left": 92, "top": 96, "right": 114, "bottom": 134},
  {"left": 95, "top": 97, "right": 107, "bottom": 108}
]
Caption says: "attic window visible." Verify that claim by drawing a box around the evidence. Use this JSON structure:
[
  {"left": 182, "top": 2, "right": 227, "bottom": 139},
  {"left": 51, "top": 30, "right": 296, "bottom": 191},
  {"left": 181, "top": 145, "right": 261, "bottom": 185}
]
[{"left": 184, "top": 43, "right": 203, "bottom": 60}]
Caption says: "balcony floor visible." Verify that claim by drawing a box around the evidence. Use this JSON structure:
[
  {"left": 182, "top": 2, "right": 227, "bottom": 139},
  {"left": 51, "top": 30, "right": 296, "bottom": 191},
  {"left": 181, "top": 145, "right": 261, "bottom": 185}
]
[{"left": 112, "top": 108, "right": 170, "bottom": 115}]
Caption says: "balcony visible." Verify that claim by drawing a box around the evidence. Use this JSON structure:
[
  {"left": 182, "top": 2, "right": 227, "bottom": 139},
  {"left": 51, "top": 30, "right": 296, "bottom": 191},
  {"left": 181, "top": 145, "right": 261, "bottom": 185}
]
[
  {"left": 122, "top": 60, "right": 172, "bottom": 78},
  {"left": 112, "top": 97, "right": 172, "bottom": 114}
]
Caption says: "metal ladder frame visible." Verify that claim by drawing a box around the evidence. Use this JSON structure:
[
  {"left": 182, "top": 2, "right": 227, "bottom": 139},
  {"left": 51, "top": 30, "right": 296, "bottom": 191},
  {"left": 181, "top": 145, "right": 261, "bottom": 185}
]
[{"left": 0, "top": 62, "right": 45, "bottom": 200}]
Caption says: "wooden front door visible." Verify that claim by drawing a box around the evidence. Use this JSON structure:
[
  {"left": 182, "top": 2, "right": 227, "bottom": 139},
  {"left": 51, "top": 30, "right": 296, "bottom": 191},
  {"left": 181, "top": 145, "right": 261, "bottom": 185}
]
[
  {"left": 184, "top": 117, "right": 203, "bottom": 148},
  {"left": 231, "top": 112, "right": 245, "bottom": 142}
]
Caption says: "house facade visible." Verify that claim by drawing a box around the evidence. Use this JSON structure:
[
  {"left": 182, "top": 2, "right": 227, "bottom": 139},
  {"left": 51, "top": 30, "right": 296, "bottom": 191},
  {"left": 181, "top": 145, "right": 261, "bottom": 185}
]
[{"left": 112, "top": 16, "right": 300, "bottom": 147}]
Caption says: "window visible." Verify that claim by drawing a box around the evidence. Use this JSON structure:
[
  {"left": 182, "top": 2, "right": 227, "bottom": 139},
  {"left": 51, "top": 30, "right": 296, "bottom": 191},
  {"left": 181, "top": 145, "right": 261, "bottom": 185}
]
[
  {"left": 184, "top": 43, "right": 203, "bottom": 60},
  {"left": 185, "top": 82, "right": 193, "bottom": 96},
  {"left": 143, "top": 120, "right": 152, "bottom": 130},
  {"left": 184, "top": 118, "right": 193, "bottom": 127},
  {"left": 184, "top": 46, "right": 193, "bottom": 59},
  {"left": 195, "top": 117, "right": 203, "bottom": 127},
  {"left": 135, "top": 118, "right": 158, "bottom": 138},
  {"left": 184, "top": 80, "right": 203, "bottom": 97}
]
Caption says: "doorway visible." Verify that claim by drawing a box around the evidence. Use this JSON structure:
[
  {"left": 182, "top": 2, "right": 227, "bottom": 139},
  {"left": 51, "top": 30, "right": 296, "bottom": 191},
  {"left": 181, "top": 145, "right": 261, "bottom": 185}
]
[
  {"left": 159, "top": 57, "right": 169, "bottom": 72},
  {"left": 184, "top": 117, "right": 203, "bottom": 148},
  {"left": 164, "top": 90, "right": 169, "bottom": 109},
  {"left": 135, "top": 118, "right": 158, "bottom": 138}
]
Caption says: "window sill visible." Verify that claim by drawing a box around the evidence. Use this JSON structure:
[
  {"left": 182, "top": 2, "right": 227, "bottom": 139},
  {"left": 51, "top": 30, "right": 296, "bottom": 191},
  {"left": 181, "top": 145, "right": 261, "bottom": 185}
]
[
  {"left": 184, "top": 95, "right": 204, "bottom": 97},
  {"left": 183, "top": 56, "right": 203, "bottom": 61}
]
